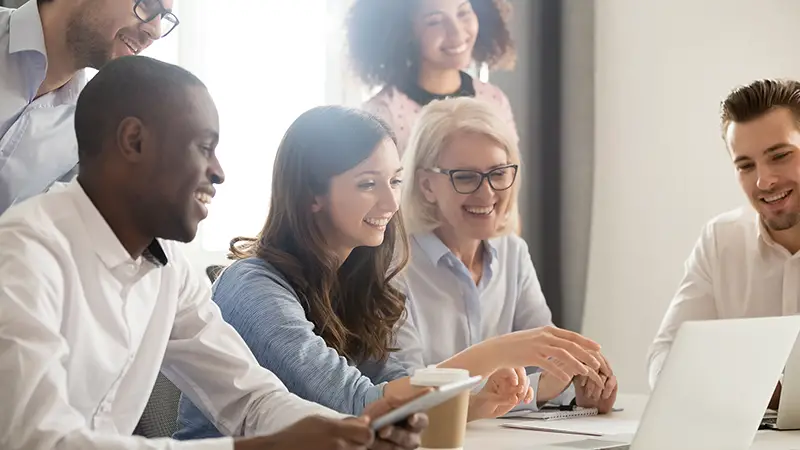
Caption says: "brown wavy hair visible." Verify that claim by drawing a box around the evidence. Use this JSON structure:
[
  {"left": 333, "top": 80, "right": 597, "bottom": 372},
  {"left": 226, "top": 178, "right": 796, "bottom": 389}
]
[
  {"left": 229, "top": 106, "right": 409, "bottom": 363},
  {"left": 346, "top": 0, "right": 516, "bottom": 88}
]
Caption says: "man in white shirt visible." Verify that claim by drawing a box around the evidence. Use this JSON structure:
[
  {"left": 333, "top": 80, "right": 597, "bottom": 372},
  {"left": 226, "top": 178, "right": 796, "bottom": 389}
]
[
  {"left": 648, "top": 78, "right": 800, "bottom": 409},
  {"left": 0, "top": 55, "right": 427, "bottom": 450},
  {"left": 0, "top": 0, "right": 178, "bottom": 214}
]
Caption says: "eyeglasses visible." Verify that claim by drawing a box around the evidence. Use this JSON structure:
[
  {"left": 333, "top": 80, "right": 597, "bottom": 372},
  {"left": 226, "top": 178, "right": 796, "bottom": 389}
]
[
  {"left": 134, "top": 0, "right": 180, "bottom": 39},
  {"left": 429, "top": 164, "right": 519, "bottom": 194}
]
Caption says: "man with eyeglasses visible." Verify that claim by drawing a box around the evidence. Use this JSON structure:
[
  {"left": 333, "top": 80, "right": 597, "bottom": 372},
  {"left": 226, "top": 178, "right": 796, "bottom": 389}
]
[{"left": 0, "top": 0, "right": 178, "bottom": 215}]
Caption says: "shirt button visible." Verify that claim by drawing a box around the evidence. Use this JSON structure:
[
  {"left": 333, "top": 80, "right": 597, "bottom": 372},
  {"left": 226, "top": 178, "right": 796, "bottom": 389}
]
[{"left": 124, "top": 263, "right": 138, "bottom": 276}]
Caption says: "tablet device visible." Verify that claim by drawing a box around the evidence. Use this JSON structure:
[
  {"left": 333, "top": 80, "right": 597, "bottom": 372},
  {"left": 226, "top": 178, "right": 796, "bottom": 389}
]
[{"left": 369, "top": 375, "right": 483, "bottom": 430}]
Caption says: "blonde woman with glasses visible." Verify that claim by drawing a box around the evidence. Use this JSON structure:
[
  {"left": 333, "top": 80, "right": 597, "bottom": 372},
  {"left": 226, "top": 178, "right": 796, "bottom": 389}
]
[{"left": 396, "top": 97, "right": 619, "bottom": 413}]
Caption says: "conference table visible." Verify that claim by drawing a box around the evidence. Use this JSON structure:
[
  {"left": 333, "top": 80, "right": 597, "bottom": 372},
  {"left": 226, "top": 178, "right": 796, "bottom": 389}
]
[{"left": 464, "top": 394, "right": 800, "bottom": 449}]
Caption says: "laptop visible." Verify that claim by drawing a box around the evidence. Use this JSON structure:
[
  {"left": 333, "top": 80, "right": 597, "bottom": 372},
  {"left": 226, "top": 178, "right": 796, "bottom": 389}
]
[
  {"left": 532, "top": 316, "right": 800, "bottom": 450},
  {"left": 762, "top": 332, "right": 800, "bottom": 430}
]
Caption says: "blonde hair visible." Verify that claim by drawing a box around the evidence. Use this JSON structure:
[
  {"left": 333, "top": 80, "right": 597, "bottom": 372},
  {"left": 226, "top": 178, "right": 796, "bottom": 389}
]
[{"left": 401, "top": 97, "right": 521, "bottom": 236}]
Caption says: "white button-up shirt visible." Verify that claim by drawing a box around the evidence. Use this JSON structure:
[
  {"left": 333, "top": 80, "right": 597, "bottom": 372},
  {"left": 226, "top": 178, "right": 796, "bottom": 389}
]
[
  {"left": 0, "top": 181, "right": 342, "bottom": 450},
  {"left": 0, "top": 2, "right": 86, "bottom": 215},
  {"left": 647, "top": 207, "right": 800, "bottom": 388}
]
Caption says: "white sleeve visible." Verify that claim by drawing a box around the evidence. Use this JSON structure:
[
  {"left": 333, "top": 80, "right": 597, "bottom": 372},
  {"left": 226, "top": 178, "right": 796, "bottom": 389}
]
[
  {"left": 161, "top": 248, "right": 345, "bottom": 437},
  {"left": 0, "top": 229, "right": 233, "bottom": 450},
  {"left": 646, "top": 224, "right": 718, "bottom": 389}
]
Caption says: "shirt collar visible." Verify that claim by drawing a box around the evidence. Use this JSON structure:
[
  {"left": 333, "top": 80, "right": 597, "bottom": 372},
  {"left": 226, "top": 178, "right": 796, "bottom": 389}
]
[
  {"left": 413, "top": 232, "right": 454, "bottom": 266},
  {"left": 412, "top": 231, "right": 498, "bottom": 266},
  {"left": 9, "top": 0, "right": 47, "bottom": 56},
  {"left": 484, "top": 237, "right": 500, "bottom": 261},
  {"left": 68, "top": 181, "right": 168, "bottom": 269},
  {"left": 8, "top": 1, "right": 89, "bottom": 104}
]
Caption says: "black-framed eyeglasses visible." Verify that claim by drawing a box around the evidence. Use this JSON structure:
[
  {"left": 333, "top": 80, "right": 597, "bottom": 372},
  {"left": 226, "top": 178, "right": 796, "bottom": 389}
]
[
  {"left": 429, "top": 164, "right": 519, "bottom": 194},
  {"left": 134, "top": 0, "right": 180, "bottom": 39}
]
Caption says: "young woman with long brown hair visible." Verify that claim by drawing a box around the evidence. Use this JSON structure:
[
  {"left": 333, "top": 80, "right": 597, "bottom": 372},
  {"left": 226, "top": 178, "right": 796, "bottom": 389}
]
[{"left": 173, "top": 106, "right": 602, "bottom": 440}]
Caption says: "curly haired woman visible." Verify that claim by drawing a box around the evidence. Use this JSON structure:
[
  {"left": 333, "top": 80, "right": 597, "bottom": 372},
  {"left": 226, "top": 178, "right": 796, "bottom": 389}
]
[{"left": 347, "top": 0, "right": 518, "bottom": 154}]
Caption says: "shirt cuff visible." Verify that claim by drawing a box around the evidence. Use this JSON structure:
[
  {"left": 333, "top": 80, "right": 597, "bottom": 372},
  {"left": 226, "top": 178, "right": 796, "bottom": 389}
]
[{"left": 364, "top": 382, "right": 388, "bottom": 410}]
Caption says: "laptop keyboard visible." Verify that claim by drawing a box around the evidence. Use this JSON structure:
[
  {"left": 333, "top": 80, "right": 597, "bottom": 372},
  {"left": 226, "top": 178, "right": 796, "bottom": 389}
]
[{"left": 760, "top": 416, "right": 778, "bottom": 430}]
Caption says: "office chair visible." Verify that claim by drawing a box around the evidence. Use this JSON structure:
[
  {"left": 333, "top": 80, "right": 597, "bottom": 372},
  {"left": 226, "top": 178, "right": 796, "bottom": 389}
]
[
  {"left": 206, "top": 265, "right": 225, "bottom": 283},
  {"left": 132, "top": 373, "right": 182, "bottom": 438}
]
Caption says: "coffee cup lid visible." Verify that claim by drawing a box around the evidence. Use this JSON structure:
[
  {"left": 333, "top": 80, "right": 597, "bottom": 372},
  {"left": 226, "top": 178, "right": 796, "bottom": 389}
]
[{"left": 410, "top": 367, "right": 471, "bottom": 387}]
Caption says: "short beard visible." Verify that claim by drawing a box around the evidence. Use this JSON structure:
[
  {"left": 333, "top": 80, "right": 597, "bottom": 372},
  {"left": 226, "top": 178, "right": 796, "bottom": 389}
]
[
  {"left": 65, "top": 8, "right": 112, "bottom": 70},
  {"left": 763, "top": 211, "right": 800, "bottom": 231}
]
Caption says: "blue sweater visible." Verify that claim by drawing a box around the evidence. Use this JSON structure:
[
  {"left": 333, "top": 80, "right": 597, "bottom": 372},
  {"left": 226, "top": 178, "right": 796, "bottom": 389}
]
[{"left": 173, "top": 257, "right": 409, "bottom": 439}]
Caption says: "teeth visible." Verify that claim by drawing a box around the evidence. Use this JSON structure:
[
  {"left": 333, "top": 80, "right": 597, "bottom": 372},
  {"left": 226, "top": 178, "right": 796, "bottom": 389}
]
[
  {"left": 119, "top": 35, "right": 140, "bottom": 54},
  {"left": 364, "top": 217, "right": 391, "bottom": 227},
  {"left": 195, "top": 192, "right": 212, "bottom": 205},
  {"left": 763, "top": 190, "right": 790, "bottom": 203},
  {"left": 442, "top": 44, "right": 468, "bottom": 55},
  {"left": 464, "top": 205, "right": 494, "bottom": 215}
]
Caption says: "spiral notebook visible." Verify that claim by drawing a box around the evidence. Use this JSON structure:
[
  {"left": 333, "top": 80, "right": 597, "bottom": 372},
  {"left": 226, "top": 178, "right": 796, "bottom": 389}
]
[{"left": 501, "top": 406, "right": 599, "bottom": 421}]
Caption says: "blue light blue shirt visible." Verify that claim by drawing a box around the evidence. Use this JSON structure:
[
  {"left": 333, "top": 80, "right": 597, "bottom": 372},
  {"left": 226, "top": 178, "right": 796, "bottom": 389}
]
[
  {"left": 394, "top": 232, "right": 575, "bottom": 410},
  {"left": 174, "top": 257, "right": 408, "bottom": 440},
  {"left": 0, "top": 2, "right": 86, "bottom": 214}
]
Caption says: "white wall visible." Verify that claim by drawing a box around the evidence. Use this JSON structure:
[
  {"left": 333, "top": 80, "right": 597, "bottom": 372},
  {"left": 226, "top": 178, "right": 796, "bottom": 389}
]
[{"left": 583, "top": 0, "right": 800, "bottom": 393}]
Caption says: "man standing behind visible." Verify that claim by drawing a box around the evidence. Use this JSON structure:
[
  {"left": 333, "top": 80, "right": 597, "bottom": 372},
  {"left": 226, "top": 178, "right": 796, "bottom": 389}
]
[
  {"left": 648, "top": 78, "right": 800, "bottom": 409},
  {"left": 0, "top": 0, "right": 178, "bottom": 213}
]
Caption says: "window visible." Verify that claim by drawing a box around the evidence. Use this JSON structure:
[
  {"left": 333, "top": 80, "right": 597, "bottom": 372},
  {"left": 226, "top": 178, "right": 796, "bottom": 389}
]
[{"left": 143, "top": 1, "right": 360, "bottom": 264}]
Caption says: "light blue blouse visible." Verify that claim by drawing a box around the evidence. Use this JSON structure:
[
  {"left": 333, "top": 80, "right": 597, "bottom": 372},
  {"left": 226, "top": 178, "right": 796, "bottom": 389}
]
[{"left": 394, "top": 232, "right": 575, "bottom": 410}]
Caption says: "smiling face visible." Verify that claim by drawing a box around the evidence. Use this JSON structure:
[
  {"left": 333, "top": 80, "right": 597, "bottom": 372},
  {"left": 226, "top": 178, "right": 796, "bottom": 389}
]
[
  {"left": 313, "top": 138, "right": 403, "bottom": 256},
  {"left": 728, "top": 107, "right": 800, "bottom": 232},
  {"left": 419, "top": 130, "right": 515, "bottom": 241},
  {"left": 133, "top": 85, "right": 224, "bottom": 242},
  {"left": 412, "top": 0, "right": 479, "bottom": 72},
  {"left": 65, "top": 0, "right": 175, "bottom": 69}
]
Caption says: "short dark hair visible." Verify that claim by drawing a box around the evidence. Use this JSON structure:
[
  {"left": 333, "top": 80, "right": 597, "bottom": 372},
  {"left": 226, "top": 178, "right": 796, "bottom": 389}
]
[
  {"left": 720, "top": 79, "right": 800, "bottom": 139},
  {"left": 74, "top": 56, "right": 205, "bottom": 162},
  {"left": 345, "top": 0, "right": 515, "bottom": 88}
]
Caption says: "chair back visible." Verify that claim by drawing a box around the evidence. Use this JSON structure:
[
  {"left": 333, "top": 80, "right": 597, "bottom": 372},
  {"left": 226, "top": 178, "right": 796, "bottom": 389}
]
[
  {"left": 132, "top": 373, "right": 182, "bottom": 438},
  {"left": 206, "top": 265, "right": 225, "bottom": 283}
]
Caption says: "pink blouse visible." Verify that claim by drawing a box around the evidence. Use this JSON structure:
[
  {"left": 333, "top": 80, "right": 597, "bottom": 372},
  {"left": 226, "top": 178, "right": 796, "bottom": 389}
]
[{"left": 362, "top": 79, "right": 519, "bottom": 156}]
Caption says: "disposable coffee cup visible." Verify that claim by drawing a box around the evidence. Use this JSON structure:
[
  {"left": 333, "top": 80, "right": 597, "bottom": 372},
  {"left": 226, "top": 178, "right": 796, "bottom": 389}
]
[{"left": 410, "top": 367, "right": 471, "bottom": 450}]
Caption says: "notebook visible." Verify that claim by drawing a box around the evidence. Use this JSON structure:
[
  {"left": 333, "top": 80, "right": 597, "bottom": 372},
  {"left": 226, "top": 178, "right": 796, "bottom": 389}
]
[{"left": 502, "top": 406, "right": 599, "bottom": 421}]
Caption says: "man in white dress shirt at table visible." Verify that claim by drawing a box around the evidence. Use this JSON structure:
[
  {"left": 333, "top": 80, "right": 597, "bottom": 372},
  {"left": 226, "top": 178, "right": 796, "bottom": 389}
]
[
  {"left": 648, "top": 78, "right": 800, "bottom": 410},
  {"left": 0, "top": 55, "right": 427, "bottom": 450},
  {"left": 0, "top": 0, "right": 179, "bottom": 214}
]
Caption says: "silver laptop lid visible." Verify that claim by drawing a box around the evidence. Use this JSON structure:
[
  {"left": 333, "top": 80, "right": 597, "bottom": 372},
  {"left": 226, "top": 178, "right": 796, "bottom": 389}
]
[
  {"left": 632, "top": 316, "right": 800, "bottom": 450},
  {"left": 777, "top": 332, "right": 800, "bottom": 430}
]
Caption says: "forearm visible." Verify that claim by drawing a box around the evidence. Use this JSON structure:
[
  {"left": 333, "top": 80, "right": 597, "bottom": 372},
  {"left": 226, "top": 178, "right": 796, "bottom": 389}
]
[
  {"left": 234, "top": 435, "right": 291, "bottom": 450},
  {"left": 436, "top": 340, "right": 502, "bottom": 378},
  {"left": 238, "top": 388, "right": 345, "bottom": 437},
  {"left": 5, "top": 422, "right": 233, "bottom": 450}
]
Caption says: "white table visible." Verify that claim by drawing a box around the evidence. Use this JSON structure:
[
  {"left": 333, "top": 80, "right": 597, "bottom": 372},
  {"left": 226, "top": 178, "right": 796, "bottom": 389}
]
[{"left": 464, "top": 394, "right": 800, "bottom": 449}]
